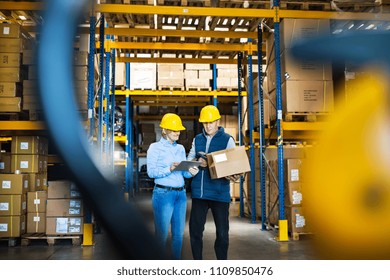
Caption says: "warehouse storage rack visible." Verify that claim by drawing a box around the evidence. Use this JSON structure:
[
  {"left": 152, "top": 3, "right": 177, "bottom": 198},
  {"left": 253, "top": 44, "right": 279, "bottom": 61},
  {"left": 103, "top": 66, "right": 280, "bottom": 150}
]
[{"left": 1, "top": 0, "right": 390, "bottom": 243}]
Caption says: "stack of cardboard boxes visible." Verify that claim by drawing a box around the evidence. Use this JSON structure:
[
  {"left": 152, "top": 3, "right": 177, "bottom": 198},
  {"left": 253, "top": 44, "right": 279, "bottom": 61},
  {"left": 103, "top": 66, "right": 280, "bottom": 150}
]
[
  {"left": 0, "top": 22, "right": 34, "bottom": 113},
  {"left": 216, "top": 64, "right": 241, "bottom": 90},
  {"left": 184, "top": 64, "right": 212, "bottom": 90},
  {"left": 266, "top": 18, "right": 334, "bottom": 118},
  {"left": 22, "top": 49, "right": 89, "bottom": 120},
  {"left": 46, "top": 180, "right": 84, "bottom": 236},
  {"left": 0, "top": 173, "right": 29, "bottom": 238},
  {"left": 10, "top": 136, "right": 48, "bottom": 190},
  {"left": 245, "top": 145, "right": 312, "bottom": 239},
  {"left": 157, "top": 63, "right": 184, "bottom": 90}
]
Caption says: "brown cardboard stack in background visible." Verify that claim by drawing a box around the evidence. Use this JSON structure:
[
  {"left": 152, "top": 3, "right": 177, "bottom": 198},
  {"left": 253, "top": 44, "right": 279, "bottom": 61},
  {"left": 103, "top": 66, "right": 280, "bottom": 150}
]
[
  {"left": 0, "top": 22, "right": 34, "bottom": 113},
  {"left": 244, "top": 144, "right": 312, "bottom": 238},
  {"left": 46, "top": 180, "right": 84, "bottom": 235},
  {"left": 10, "top": 136, "right": 48, "bottom": 190},
  {"left": 0, "top": 173, "right": 28, "bottom": 237},
  {"left": 265, "top": 19, "right": 334, "bottom": 116},
  {"left": 26, "top": 190, "right": 47, "bottom": 233}
]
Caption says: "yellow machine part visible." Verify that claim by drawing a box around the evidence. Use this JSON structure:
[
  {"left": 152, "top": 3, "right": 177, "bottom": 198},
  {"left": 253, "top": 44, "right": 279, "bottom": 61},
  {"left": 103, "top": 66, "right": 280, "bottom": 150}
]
[{"left": 304, "top": 68, "right": 390, "bottom": 259}]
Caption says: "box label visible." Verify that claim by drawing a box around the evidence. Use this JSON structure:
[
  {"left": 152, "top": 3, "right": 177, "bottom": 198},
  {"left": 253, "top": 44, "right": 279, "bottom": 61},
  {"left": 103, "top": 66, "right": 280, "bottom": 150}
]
[
  {"left": 55, "top": 218, "right": 68, "bottom": 233},
  {"left": 20, "top": 161, "right": 29, "bottom": 168},
  {"left": 292, "top": 191, "right": 303, "bottom": 205},
  {"left": 295, "top": 214, "right": 305, "bottom": 228},
  {"left": 0, "top": 202, "right": 9, "bottom": 211},
  {"left": 33, "top": 216, "right": 40, "bottom": 222},
  {"left": 34, "top": 199, "right": 41, "bottom": 205},
  {"left": 69, "top": 200, "right": 81, "bottom": 208},
  {"left": 3, "top": 27, "right": 10, "bottom": 35},
  {"left": 214, "top": 153, "right": 227, "bottom": 163},
  {"left": 20, "top": 142, "right": 29, "bottom": 150},
  {"left": 69, "top": 208, "right": 81, "bottom": 215},
  {"left": 24, "top": 180, "right": 28, "bottom": 189},
  {"left": 69, "top": 226, "right": 81, "bottom": 233},
  {"left": 290, "top": 169, "right": 299, "bottom": 181},
  {"left": 2, "top": 180, "right": 11, "bottom": 189},
  {"left": 0, "top": 162, "right": 4, "bottom": 169},
  {"left": 0, "top": 223, "right": 7, "bottom": 231}
]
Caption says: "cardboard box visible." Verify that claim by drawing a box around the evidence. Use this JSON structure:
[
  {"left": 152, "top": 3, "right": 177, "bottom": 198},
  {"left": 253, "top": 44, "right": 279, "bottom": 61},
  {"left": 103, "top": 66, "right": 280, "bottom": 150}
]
[
  {"left": 0, "top": 67, "right": 24, "bottom": 82},
  {"left": 285, "top": 182, "right": 303, "bottom": 206},
  {"left": 11, "top": 154, "right": 45, "bottom": 173},
  {"left": 46, "top": 199, "right": 84, "bottom": 217},
  {"left": 283, "top": 80, "right": 334, "bottom": 113},
  {"left": 27, "top": 191, "right": 47, "bottom": 213},
  {"left": 0, "top": 82, "right": 22, "bottom": 97},
  {"left": 0, "top": 38, "right": 33, "bottom": 53},
  {"left": 0, "top": 215, "right": 26, "bottom": 237},
  {"left": 286, "top": 206, "right": 310, "bottom": 234},
  {"left": 280, "top": 18, "right": 331, "bottom": 51},
  {"left": 11, "top": 135, "right": 47, "bottom": 154},
  {"left": 0, "top": 194, "right": 27, "bottom": 216},
  {"left": 47, "top": 180, "right": 82, "bottom": 199},
  {"left": 0, "top": 53, "right": 21, "bottom": 67},
  {"left": 0, "top": 152, "right": 11, "bottom": 173},
  {"left": 0, "top": 174, "right": 29, "bottom": 194},
  {"left": 0, "top": 97, "right": 21, "bottom": 112},
  {"left": 27, "top": 212, "right": 46, "bottom": 233},
  {"left": 46, "top": 217, "right": 83, "bottom": 235},
  {"left": 0, "top": 23, "right": 22, "bottom": 38},
  {"left": 285, "top": 159, "right": 303, "bottom": 182},
  {"left": 207, "top": 146, "right": 251, "bottom": 179}
]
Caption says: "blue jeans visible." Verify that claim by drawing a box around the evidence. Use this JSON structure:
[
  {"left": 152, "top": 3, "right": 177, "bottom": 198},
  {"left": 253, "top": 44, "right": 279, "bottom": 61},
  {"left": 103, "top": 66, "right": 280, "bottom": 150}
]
[
  {"left": 189, "top": 198, "right": 230, "bottom": 260},
  {"left": 152, "top": 187, "right": 187, "bottom": 260}
]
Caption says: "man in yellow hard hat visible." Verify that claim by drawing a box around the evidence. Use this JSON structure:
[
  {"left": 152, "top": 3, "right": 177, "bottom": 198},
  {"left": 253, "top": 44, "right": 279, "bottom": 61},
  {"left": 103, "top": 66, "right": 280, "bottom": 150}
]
[
  {"left": 187, "top": 105, "right": 236, "bottom": 260},
  {"left": 147, "top": 113, "right": 199, "bottom": 259}
]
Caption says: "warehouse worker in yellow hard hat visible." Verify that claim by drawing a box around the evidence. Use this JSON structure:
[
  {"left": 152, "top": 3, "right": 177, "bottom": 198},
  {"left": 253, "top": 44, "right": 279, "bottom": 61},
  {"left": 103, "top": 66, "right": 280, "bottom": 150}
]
[
  {"left": 187, "top": 105, "right": 237, "bottom": 260},
  {"left": 147, "top": 113, "right": 199, "bottom": 259}
]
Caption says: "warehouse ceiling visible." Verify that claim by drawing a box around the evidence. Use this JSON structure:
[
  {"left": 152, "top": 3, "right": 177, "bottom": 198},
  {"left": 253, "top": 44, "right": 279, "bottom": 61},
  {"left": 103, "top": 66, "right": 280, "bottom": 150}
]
[{"left": 1, "top": 0, "right": 390, "bottom": 64}]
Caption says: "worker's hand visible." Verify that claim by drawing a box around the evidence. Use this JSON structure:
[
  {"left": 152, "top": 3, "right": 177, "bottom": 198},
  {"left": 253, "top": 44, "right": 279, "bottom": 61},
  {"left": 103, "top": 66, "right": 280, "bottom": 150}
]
[
  {"left": 170, "top": 162, "right": 179, "bottom": 172},
  {"left": 198, "top": 157, "right": 207, "bottom": 168},
  {"left": 226, "top": 174, "right": 241, "bottom": 182},
  {"left": 188, "top": 166, "right": 199, "bottom": 176}
]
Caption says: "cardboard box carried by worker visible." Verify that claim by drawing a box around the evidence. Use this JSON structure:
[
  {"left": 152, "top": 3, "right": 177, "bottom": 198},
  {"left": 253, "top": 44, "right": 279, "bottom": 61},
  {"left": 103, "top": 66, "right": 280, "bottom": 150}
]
[{"left": 206, "top": 146, "right": 251, "bottom": 179}]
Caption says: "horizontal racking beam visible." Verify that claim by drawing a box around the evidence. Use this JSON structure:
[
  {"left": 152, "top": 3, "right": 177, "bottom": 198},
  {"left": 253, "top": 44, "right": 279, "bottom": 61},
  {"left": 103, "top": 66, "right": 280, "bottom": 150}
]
[{"left": 115, "top": 89, "right": 247, "bottom": 96}]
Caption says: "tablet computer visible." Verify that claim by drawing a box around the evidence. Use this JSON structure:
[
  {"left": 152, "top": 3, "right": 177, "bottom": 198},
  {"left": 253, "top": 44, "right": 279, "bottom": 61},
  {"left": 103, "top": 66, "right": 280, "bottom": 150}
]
[{"left": 173, "top": 160, "right": 201, "bottom": 171}]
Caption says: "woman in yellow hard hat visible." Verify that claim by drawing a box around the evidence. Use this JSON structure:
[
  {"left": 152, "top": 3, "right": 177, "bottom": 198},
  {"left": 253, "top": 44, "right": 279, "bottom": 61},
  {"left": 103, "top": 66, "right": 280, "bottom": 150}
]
[
  {"left": 147, "top": 113, "right": 199, "bottom": 259},
  {"left": 186, "top": 105, "right": 237, "bottom": 260}
]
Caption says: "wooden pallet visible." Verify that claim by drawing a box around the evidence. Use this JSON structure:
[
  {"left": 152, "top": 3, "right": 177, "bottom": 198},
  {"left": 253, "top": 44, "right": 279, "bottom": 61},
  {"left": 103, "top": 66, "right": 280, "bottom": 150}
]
[
  {"left": 158, "top": 86, "right": 185, "bottom": 91},
  {"left": 284, "top": 112, "right": 331, "bottom": 122},
  {"left": 185, "top": 87, "right": 212, "bottom": 91},
  {"left": 21, "top": 233, "right": 82, "bottom": 246},
  {"left": 291, "top": 231, "right": 313, "bottom": 241},
  {"left": 0, "top": 237, "right": 19, "bottom": 247}
]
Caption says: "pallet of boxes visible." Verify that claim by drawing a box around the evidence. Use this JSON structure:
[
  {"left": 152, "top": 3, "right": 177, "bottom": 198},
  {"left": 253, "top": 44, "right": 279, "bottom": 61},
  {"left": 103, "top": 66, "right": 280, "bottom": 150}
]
[
  {"left": 0, "top": 22, "right": 35, "bottom": 117},
  {"left": 44, "top": 180, "right": 84, "bottom": 246},
  {"left": 264, "top": 145, "right": 313, "bottom": 240},
  {"left": 265, "top": 18, "right": 334, "bottom": 122},
  {"left": 0, "top": 135, "right": 48, "bottom": 246}
]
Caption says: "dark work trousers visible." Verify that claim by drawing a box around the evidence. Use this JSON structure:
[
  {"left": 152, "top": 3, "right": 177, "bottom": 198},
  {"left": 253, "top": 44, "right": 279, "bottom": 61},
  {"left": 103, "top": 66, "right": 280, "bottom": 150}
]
[{"left": 189, "top": 198, "right": 230, "bottom": 260}]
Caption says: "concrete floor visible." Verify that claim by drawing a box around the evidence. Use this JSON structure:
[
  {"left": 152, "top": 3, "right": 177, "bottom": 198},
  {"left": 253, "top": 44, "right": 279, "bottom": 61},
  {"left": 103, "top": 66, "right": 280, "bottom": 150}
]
[{"left": 0, "top": 192, "right": 318, "bottom": 260}]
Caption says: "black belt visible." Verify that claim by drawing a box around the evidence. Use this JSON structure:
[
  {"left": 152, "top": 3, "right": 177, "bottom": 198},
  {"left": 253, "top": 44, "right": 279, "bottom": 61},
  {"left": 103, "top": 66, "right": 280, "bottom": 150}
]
[{"left": 155, "top": 184, "right": 185, "bottom": 191}]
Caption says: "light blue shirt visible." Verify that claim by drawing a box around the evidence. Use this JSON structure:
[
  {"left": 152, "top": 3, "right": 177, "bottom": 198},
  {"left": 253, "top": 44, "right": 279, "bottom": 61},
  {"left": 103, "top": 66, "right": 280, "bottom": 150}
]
[{"left": 147, "top": 137, "right": 193, "bottom": 188}]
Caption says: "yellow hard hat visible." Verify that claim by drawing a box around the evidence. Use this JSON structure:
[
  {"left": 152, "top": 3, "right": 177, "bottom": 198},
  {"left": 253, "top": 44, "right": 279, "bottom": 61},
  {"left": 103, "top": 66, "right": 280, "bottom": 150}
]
[
  {"left": 199, "top": 105, "right": 221, "bottom": 123},
  {"left": 160, "top": 113, "right": 186, "bottom": 131}
]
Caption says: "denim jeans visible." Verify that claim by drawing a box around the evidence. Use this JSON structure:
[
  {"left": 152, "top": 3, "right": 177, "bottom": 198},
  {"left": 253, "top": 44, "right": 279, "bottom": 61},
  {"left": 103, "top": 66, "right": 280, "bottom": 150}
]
[
  {"left": 189, "top": 198, "right": 230, "bottom": 260},
  {"left": 152, "top": 187, "right": 187, "bottom": 260}
]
